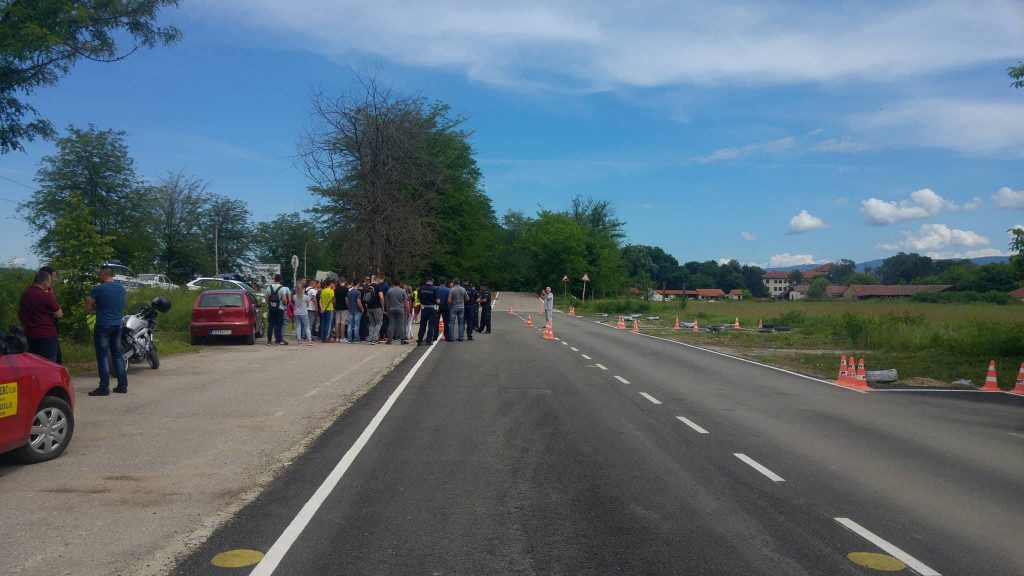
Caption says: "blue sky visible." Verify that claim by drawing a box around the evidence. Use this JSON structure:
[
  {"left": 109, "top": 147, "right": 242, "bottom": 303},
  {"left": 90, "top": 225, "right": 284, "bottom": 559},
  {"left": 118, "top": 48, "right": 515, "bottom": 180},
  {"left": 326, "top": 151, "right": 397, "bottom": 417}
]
[{"left": 2, "top": 0, "right": 1023, "bottom": 270}]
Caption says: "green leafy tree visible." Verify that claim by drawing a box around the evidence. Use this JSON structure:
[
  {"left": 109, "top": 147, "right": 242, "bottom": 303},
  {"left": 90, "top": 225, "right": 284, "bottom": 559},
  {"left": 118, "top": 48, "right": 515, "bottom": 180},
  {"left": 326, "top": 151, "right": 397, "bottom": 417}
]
[
  {"left": 253, "top": 213, "right": 330, "bottom": 282},
  {"left": 741, "top": 264, "right": 768, "bottom": 297},
  {"left": 846, "top": 272, "right": 879, "bottom": 285},
  {"left": 21, "top": 124, "right": 155, "bottom": 268},
  {"left": 0, "top": 0, "right": 182, "bottom": 153},
  {"left": 1010, "top": 227, "right": 1024, "bottom": 281},
  {"left": 827, "top": 259, "right": 857, "bottom": 284},
  {"left": 717, "top": 259, "right": 745, "bottom": 292},
  {"left": 621, "top": 244, "right": 656, "bottom": 298},
  {"left": 807, "top": 277, "right": 829, "bottom": 299},
  {"left": 48, "top": 194, "right": 114, "bottom": 340},
  {"left": 1010, "top": 62, "right": 1024, "bottom": 89},
  {"left": 149, "top": 172, "right": 210, "bottom": 283},
  {"left": 878, "top": 252, "right": 934, "bottom": 284},
  {"left": 787, "top": 269, "right": 804, "bottom": 285},
  {"left": 202, "top": 195, "right": 252, "bottom": 275}
]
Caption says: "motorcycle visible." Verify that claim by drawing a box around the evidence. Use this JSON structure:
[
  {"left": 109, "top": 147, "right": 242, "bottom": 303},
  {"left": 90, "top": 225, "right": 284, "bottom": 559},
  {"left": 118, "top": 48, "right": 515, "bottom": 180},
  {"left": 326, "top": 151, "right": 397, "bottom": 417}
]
[{"left": 109, "top": 296, "right": 172, "bottom": 372}]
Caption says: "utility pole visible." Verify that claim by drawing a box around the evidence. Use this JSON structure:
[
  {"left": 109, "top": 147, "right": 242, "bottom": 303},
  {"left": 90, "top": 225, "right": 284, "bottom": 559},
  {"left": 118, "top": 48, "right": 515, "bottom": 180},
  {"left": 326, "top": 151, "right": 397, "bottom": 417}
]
[
  {"left": 303, "top": 241, "right": 310, "bottom": 278},
  {"left": 214, "top": 223, "right": 219, "bottom": 276}
]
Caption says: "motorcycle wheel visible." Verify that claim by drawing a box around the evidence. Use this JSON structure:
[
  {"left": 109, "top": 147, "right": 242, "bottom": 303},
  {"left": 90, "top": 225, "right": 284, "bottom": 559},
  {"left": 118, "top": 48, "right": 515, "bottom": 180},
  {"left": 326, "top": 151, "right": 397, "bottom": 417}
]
[{"left": 147, "top": 342, "right": 159, "bottom": 369}]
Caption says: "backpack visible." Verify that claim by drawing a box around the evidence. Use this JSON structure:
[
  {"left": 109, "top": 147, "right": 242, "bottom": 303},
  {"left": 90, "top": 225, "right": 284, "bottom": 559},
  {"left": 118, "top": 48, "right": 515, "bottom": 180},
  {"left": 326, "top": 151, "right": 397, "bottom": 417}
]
[
  {"left": 268, "top": 285, "right": 281, "bottom": 309},
  {"left": 362, "top": 285, "right": 376, "bottom": 306}
]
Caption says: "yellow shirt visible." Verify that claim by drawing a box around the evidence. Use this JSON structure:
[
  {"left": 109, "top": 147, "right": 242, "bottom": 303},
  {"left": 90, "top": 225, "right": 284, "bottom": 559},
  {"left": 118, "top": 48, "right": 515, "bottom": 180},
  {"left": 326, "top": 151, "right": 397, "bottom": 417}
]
[{"left": 320, "top": 287, "right": 335, "bottom": 311}]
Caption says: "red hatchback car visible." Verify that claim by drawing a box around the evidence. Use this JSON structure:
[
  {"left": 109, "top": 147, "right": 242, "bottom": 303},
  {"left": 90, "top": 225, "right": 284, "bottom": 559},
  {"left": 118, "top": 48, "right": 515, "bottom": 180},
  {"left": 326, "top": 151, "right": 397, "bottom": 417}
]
[
  {"left": 0, "top": 329, "right": 76, "bottom": 464},
  {"left": 189, "top": 289, "right": 265, "bottom": 345}
]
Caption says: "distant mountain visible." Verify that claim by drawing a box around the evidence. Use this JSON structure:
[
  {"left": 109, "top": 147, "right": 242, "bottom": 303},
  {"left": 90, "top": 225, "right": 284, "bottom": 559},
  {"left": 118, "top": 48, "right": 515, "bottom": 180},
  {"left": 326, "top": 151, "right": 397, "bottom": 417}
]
[{"left": 767, "top": 255, "right": 1010, "bottom": 273}]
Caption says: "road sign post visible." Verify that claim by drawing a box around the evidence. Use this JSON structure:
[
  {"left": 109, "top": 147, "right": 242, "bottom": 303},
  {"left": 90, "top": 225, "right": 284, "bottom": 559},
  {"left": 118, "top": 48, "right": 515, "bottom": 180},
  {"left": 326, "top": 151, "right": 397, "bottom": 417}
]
[
  {"left": 562, "top": 274, "right": 569, "bottom": 303},
  {"left": 581, "top": 273, "right": 590, "bottom": 303}
]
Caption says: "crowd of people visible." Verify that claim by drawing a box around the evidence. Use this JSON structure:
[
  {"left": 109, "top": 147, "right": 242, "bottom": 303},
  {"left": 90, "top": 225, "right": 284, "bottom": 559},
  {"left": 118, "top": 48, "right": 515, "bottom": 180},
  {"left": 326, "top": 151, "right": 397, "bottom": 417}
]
[{"left": 262, "top": 273, "right": 493, "bottom": 347}]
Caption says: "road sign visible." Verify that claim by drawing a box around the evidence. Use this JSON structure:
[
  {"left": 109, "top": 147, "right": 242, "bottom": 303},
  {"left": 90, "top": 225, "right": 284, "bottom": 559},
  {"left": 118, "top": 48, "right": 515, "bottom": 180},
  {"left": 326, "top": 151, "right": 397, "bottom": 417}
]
[
  {"left": 562, "top": 274, "right": 569, "bottom": 282},
  {"left": 291, "top": 255, "right": 299, "bottom": 269},
  {"left": 582, "top": 273, "right": 590, "bottom": 282}
]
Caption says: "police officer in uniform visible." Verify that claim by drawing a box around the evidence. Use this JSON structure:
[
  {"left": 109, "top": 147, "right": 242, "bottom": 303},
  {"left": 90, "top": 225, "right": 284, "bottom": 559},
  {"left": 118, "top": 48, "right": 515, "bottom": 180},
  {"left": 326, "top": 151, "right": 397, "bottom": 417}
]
[
  {"left": 462, "top": 278, "right": 478, "bottom": 341},
  {"left": 416, "top": 277, "right": 438, "bottom": 345},
  {"left": 476, "top": 281, "right": 492, "bottom": 334}
]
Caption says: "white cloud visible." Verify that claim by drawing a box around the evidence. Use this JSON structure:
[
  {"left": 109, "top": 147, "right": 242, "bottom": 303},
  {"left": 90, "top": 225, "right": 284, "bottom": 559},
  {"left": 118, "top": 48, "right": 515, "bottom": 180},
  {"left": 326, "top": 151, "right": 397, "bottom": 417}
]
[
  {"left": 963, "top": 197, "right": 984, "bottom": 211},
  {"left": 861, "top": 188, "right": 967, "bottom": 225},
  {"left": 717, "top": 257, "right": 735, "bottom": 266},
  {"left": 740, "top": 231, "right": 756, "bottom": 241},
  {"left": 697, "top": 137, "right": 794, "bottom": 164},
  {"left": 769, "top": 253, "right": 817, "bottom": 267},
  {"left": 193, "top": 1, "right": 1024, "bottom": 90},
  {"left": 922, "top": 249, "right": 1006, "bottom": 260},
  {"left": 853, "top": 98, "right": 1024, "bottom": 156},
  {"left": 786, "top": 210, "right": 828, "bottom": 234},
  {"left": 992, "top": 187, "right": 1024, "bottom": 209},
  {"left": 877, "top": 223, "right": 990, "bottom": 252},
  {"left": 811, "top": 138, "right": 871, "bottom": 153}
]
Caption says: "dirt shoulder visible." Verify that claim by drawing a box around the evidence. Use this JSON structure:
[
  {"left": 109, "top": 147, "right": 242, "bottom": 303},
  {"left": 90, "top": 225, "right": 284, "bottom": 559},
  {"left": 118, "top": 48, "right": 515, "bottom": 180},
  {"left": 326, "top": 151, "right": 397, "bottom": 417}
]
[{"left": 0, "top": 339, "right": 413, "bottom": 576}]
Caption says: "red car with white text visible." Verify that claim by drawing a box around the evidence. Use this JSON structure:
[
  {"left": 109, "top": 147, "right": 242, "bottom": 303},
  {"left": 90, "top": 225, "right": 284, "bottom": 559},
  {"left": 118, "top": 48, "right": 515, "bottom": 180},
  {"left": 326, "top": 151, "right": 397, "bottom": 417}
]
[{"left": 189, "top": 289, "right": 265, "bottom": 345}]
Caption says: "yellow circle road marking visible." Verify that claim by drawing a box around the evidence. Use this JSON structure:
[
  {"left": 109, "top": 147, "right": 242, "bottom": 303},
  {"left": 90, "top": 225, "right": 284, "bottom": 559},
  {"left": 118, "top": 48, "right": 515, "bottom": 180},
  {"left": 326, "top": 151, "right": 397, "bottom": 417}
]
[
  {"left": 848, "top": 551, "right": 907, "bottom": 571},
  {"left": 211, "top": 549, "right": 264, "bottom": 568}
]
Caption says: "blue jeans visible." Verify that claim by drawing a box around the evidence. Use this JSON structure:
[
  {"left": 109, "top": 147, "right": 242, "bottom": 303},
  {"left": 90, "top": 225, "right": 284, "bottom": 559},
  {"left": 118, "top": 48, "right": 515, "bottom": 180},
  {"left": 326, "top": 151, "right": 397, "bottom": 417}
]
[
  {"left": 320, "top": 310, "right": 334, "bottom": 341},
  {"left": 295, "top": 312, "right": 311, "bottom": 341},
  {"left": 28, "top": 336, "right": 60, "bottom": 363},
  {"left": 347, "top": 311, "right": 362, "bottom": 342},
  {"left": 449, "top": 308, "right": 465, "bottom": 340},
  {"left": 94, "top": 324, "right": 127, "bottom": 391}
]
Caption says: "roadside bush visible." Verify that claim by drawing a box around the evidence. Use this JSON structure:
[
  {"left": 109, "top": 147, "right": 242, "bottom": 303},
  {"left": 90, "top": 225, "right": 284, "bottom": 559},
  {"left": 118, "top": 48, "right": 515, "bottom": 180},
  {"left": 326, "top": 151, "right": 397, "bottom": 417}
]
[
  {"left": 913, "top": 290, "right": 1015, "bottom": 305},
  {"left": 0, "top": 268, "right": 34, "bottom": 330}
]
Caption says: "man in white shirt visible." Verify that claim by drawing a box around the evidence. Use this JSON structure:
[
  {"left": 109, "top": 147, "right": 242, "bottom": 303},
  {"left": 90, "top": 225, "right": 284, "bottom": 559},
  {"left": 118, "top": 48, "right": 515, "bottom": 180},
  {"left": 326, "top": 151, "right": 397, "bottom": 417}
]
[{"left": 543, "top": 286, "right": 554, "bottom": 325}]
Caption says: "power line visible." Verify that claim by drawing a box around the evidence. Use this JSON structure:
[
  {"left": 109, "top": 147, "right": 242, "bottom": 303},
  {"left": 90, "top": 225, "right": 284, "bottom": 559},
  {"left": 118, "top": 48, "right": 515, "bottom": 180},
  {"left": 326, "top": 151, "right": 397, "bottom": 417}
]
[{"left": 0, "top": 173, "right": 36, "bottom": 191}]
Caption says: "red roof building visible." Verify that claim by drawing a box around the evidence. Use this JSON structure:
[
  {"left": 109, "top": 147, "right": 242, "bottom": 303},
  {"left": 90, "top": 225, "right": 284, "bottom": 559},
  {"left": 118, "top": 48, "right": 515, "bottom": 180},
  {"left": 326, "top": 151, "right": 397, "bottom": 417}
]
[
  {"left": 1010, "top": 286, "right": 1024, "bottom": 300},
  {"left": 842, "top": 284, "right": 952, "bottom": 300}
]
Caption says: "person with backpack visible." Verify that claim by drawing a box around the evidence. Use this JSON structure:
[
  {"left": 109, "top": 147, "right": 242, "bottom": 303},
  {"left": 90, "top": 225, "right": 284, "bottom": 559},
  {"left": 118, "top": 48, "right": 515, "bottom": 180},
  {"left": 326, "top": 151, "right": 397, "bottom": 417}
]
[
  {"left": 346, "top": 280, "right": 365, "bottom": 343},
  {"left": 264, "top": 274, "right": 291, "bottom": 346},
  {"left": 363, "top": 275, "right": 384, "bottom": 345}
]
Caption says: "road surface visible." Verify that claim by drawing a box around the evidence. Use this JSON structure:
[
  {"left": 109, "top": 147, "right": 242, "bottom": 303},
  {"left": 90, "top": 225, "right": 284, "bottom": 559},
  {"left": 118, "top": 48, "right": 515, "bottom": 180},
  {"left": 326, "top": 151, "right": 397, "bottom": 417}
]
[{"left": 174, "top": 292, "right": 1024, "bottom": 575}]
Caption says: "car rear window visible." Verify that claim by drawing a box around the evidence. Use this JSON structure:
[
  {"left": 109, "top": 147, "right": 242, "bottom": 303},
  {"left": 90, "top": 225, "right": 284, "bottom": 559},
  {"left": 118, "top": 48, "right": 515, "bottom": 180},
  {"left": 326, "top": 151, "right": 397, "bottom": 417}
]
[{"left": 198, "top": 293, "right": 245, "bottom": 308}]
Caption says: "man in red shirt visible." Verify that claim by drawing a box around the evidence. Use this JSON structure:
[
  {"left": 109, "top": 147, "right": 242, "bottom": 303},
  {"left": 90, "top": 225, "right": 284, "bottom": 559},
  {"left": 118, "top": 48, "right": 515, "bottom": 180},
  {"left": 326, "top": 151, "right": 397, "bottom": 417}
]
[{"left": 17, "top": 270, "right": 63, "bottom": 363}]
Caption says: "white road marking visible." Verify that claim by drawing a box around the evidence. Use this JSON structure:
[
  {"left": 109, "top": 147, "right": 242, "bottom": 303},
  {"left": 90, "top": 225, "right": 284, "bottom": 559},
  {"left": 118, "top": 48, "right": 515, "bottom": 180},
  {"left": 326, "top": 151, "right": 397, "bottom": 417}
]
[
  {"left": 614, "top": 375, "right": 630, "bottom": 384},
  {"left": 676, "top": 416, "right": 709, "bottom": 434},
  {"left": 639, "top": 392, "right": 662, "bottom": 404},
  {"left": 303, "top": 389, "right": 320, "bottom": 398},
  {"left": 248, "top": 341, "right": 441, "bottom": 576},
  {"left": 1010, "top": 432, "right": 1024, "bottom": 439},
  {"left": 554, "top": 337, "right": 560, "bottom": 341},
  {"left": 734, "top": 453, "right": 784, "bottom": 482},
  {"left": 271, "top": 410, "right": 285, "bottom": 419},
  {"left": 561, "top": 341, "right": 568, "bottom": 346},
  {"left": 595, "top": 363, "right": 608, "bottom": 371},
  {"left": 570, "top": 347, "right": 579, "bottom": 352},
  {"left": 604, "top": 327, "right": 867, "bottom": 394},
  {"left": 834, "top": 518, "right": 941, "bottom": 576},
  {"left": 581, "top": 354, "right": 592, "bottom": 360}
]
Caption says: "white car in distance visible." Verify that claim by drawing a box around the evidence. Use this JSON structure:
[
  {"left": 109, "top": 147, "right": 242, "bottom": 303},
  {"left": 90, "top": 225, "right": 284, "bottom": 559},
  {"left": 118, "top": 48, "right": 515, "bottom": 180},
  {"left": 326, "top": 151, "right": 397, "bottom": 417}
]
[{"left": 137, "top": 274, "right": 179, "bottom": 290}]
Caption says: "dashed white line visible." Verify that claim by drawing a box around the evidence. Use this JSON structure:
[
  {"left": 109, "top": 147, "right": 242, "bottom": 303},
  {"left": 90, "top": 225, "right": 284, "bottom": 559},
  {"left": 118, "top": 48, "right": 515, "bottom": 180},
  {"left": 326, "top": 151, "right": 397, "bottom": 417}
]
[
  {"left": 614, "top": 375, "right": 630, "bottom": 384},
  {"left": 639, "top": 392, "right": 662, "bottom": 404},
  {"left": 835, "top": 518, "right": 941, "bottom": 576},
  {"left": 561, "top": 341, "right": 568, "bottom": 346},
  {"left": 570, "top": 347, "right": 579, "bottom": 352},
  {"left": 581, "top": 354, "right": 592, "bottom": 360},
  {"left": 595, "top": 363, "right": 608, "bottom": 371},
  {"left": 554, "top": 337, "right": 560, "bottom": 341},
  {"left": 733, "top": 453, "right": 785, "bottom": 482},
  {"left": 676, "top": 416, "right": 709, "bottom": 434}
]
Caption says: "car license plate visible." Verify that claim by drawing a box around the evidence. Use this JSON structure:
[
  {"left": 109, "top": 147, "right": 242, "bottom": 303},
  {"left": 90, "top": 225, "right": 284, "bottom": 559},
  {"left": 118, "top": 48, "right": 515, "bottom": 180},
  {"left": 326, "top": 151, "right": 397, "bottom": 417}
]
[{"left": 210, "top": 329, "right": 232, "bottom": 335}]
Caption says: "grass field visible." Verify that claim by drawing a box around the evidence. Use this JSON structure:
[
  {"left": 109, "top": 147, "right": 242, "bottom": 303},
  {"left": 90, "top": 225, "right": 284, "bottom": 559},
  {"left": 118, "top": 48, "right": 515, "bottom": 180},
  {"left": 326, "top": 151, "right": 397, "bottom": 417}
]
[{"left": 567, "top": 297, "right": 1024, "bottom": 389}]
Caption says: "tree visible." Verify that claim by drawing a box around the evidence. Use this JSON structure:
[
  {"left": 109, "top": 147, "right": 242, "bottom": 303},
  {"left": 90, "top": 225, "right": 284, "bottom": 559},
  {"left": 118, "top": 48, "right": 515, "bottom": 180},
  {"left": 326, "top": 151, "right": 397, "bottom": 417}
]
[
  {"left": 807, "top": 277, "right": 829, "bottom": 299},
  {"left": 202, "top": 195, "right": 252, "bottom": 275},
  {"left": 787, "top": 269, "right": 804, "bottom": 285},
  {"left": 877, "top": 252, "right": 934, "bottom": 284},
  {"left": 621, "top": 245, "right": 656, "bottom": 298},
  {"left": 48, "top": 194, "right": 113, "bottom": 340},
  {"left": 301, "top": 75, "right": 465, "bottom": 280},
  {"left": 252, "top": 213, "right": 331, "bottom": 282},
  {"left": 0, "top": 0, "right": 182, "bottom": 153},
  {"left": 846, "top": 272, "right": 879, "bottom": 285},
  {"left": 1010, "top": 227, "right": 1024, "bottom": 281},
  {"left": 149, "top": 172, "right": 209, "bottom": 283},
  {"left": 567, "top": 195, "right": 625, "bottom": 244},
  {"left": 741, "top": 264, "right": 768, "bottom": 297},
  {"left": 1010, "top": 62, "right": 1024, "bottom": 89},
  {"left": 828, "top": 259, "right": 857, "bottom": 284},
  {"left": 21, "top": 124, "right": 155, "bottom": 268}
]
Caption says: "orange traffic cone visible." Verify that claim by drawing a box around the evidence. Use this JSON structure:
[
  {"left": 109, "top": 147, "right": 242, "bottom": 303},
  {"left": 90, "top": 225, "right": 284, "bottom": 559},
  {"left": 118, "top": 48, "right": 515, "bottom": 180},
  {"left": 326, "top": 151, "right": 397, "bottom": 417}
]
[
  {"left": 508, "top": 306, "right": 513, "bottom": 315},
  {"left": 673, "top": 317, "right": 681, "bottom": 331},
  {"left": 632, "top": 319, "right": 640, "bottom": 333},
  {"left": 1011, "top": 363, "right": 1024, "bottom": 395},
  {"left": 543, "top": 323, "right": 555, "bottom": 340},
  {"left": 733, "top": 317, "right": 740, "bottom": 329},
  {"left": 569, "top": 306, "right": 575, "bottom": 316},
  {"left": 438, "top": 315, "right": 445, "bottom": 342},
  {"left": 979, "top": 360, "right": 1001, "bottom": 391},
  {"left": 616, "top": 317, "right": 626, "bottom": 330},
  {"left": 839, "top": 354, "right": 848, "bottom": 378},
  {"left": 692, "top": 319, "right": 699, "bottom": 333},
  {"left": 526, "top": 315, "right": 533, "bottom": 328},
  {"left": 837, "top": 355, "right": 870, "bottom": 389},
  {"left": 856, "top": 358, "right": 866, "bottom": 380}
]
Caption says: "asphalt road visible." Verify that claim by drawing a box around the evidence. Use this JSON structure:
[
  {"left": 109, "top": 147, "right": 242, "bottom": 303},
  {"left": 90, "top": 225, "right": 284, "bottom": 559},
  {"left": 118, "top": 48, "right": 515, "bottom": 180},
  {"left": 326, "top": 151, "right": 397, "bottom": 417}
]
[{"left": 175, "top": 293, "right": 1024, "bottom": 575}]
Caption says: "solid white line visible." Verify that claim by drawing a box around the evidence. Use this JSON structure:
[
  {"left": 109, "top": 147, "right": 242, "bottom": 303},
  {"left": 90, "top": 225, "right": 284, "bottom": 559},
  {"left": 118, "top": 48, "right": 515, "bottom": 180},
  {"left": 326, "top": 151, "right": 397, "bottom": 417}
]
[
  {"left": 676, "top": 416, "right": 709, "bottom": 434},
  {"left": 581, "top": 354, "right": 592, "bottom": 360},
  {"left": 614, "top": 375, "right": 631, "bottom": 384},
  {"left": 733, "top": 453, "right": 785, "bottom": 482},
  {"left": 595, "top": 363, "right": 608, "bottom": 371},
  {"left": 639, "top": 392, "right": 662, "bottom": 404},
  {"left": 570, "top": 347, "right": 579, "bottom": 352},
  {"left": 249, "top": 341, "right": 440, "bottom": 576},
  {"left": 835, "top": 518, "right": 941, "bottom": 576},
  {"left": 601, "top": 325, "right": 867, "bottom": 394}
]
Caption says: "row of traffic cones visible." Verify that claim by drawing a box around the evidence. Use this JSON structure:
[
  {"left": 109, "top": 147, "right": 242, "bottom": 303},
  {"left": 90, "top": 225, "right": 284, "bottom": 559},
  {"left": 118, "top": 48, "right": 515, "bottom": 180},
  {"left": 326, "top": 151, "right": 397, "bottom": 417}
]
[
  {"left": 980, "top": 360, "right": 1024, "bottom": 394},
  {"left": 837, "top": 354, "right": 870, "bottom": 390}
]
